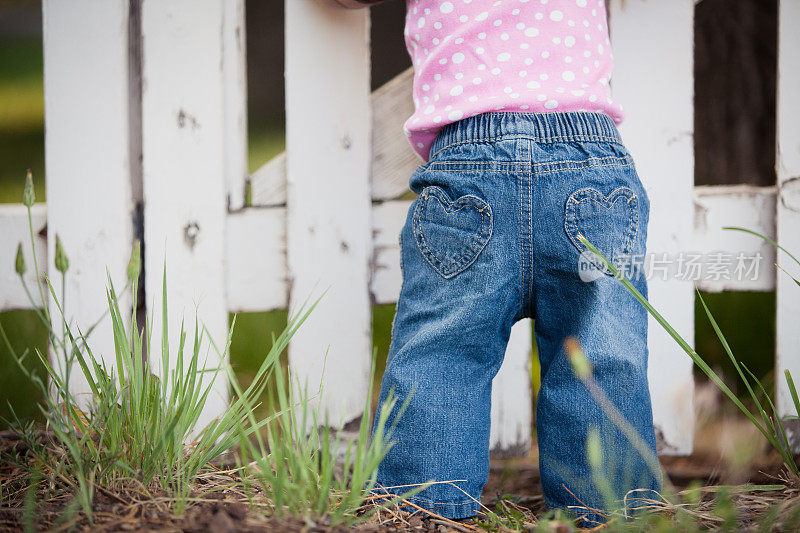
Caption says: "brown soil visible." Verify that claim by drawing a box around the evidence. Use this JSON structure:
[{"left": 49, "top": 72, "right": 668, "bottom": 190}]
[{"left": 0, "top": 420, "right": 795, "bottom": 532}]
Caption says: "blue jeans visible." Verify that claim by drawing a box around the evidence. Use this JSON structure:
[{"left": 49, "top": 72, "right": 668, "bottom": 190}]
[{"left": 372, "top": 112, "right": 661, "bottom": 522}]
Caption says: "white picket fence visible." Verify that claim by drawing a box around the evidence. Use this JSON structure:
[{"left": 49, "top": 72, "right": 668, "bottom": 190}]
[{"left": 1, "top": 0, "right": 798, "bottom": 455}]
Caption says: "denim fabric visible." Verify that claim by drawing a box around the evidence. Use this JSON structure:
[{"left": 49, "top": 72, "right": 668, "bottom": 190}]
[{"left": 371, "top": 111, "right": 661, "bottom": 522}]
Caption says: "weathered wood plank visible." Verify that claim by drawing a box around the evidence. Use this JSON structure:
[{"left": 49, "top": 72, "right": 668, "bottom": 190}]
[
  {"left": 776, "top": 0, "right": 800, "bottom": 427},
  {"left": 226, "top": 207, "right": 287, "bottom": 313},
  {"left": 42, "top": 0, "right": 135, "bottom": 402},
  {"left": 371, "top": 68, "right": 418, "bottom": 201},
  {"left": 284, "top": 0, "right": 373, "bottom": 427},
  {"left": 0, "top": 204, "right": 47, "bottom": 310},
  {"left": 693, "top": 185, "right": 776, "bottom": 292},
  {"left": 610, "top": 0, "right": 696, "bottom": 455},
  {"left": 140, "top": 0, "right": 229, "bottom": 430}
]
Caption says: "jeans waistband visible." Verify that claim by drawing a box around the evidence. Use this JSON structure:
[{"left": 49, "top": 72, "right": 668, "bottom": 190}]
[{"left": 429, "top": 111, "right": 624, "bottom": 159}]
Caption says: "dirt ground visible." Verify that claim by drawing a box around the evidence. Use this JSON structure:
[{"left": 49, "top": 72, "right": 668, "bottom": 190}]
[{"left": 0, "top": 413, "right": 793, "bottom": 532}]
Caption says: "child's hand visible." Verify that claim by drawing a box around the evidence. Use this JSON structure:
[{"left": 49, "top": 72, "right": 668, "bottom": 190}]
[{"left": 318, "top": 0, "right": 387, "bottom": 8}]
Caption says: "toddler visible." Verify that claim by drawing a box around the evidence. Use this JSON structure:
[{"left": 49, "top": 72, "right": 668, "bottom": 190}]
[{"left": 326, "top": 0, "right": 661, "bottom": 524}]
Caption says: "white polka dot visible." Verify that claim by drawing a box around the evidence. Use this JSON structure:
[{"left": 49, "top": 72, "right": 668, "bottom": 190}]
[
  {"left": 424, "top": 105, "right": 435, "bottom": 114},
  {"left": 589, "top": 94, "right": 598, "bottom": 102},
  {"left": 434, "top": 21, "right": 442, "bottom": 29},
  {"left": 491, "top": 67, "right": 501, "bottom": 75},
  {"left": 475, "top": 11, "right": 489, "bottom": 21},
  {"left": 434, "top": 74, "right": 442, "bottom": 80},
  {"left": 550, "top": 10, "right": 564, "bottom": 21},
  {"left": 535, "top": 12, "right": 543, "bottom": 19},
  {"left": 504, "top": 86, "right": 513, "bottom": 93},
  {"left": 476, "top": 47, "right": 485, "bottom": 54},
  {"left": 460, "top": 15, "right": 468, "bottom": 22},
  {"left": 526, "top": 80, "right": 541, "bottom": 89},
  {"left": 544, "top": 99, "right": 558, "bottom": 109},
  {"left": 454, "top": 72, "right": 463, "bottom": 79},
  {"left": 497, "top": 52, "right": 511, "bottom": 62},
  {"left": 477, "top": 64, "right": 486, "bottom": 70},
  {"left": 417, "top": 18, "right": 425, "bottom": 28},
  {"left": 516, "top": 22, "right": 526, "bottom": 30},
  {"left": 417, "top": 142, "right": 424, "bottom": 148},
  {"left": 571, "top": 89, "right": 585, "bottom": 96},
  {"left": 452, "top": 52, "right": 465, "bottom": 64},
  {"left": 432, "top": 38, "right": 440, "bottom": 44},
  {"left": 562, "top": 71, "right": 575, "bottom": 81},
  {"left": 525, "top": 58, "right": 534, "bottom": 65},
  {"left": 433, "top": 116, "right": 442, "bottom": 123},
  {"left": 519, "top": 70, "right": 527, "bottom": 77},
  {"left": 439, "top": 58, "right": 447, "bottom": 65},
  {"left": 524, "top": 27, "right": 539, "bottom": 37},
  {"left": 478, "top": 32, "right": 487, "bottom": 39},
  {"left": 501, "top": 33, "right": 510, "bottom": 40},
  {"left": 472, "top": 77, "right": 482, "bottom": 84},
  {"left": 565, "top": 36, "right": 576, "bottom": 47},
  {"left": 422, "top": 84, "right": 430, "bottom": 91},
  {"left": 468, "top": 96, "right": 479, "bottom": 102},
  {"left": 540, "top": 73, "right": 549, "bottom": 80},
  {"left": 448, "top": 110, "right": 463, "bottom": 120},
  {"left": 565, "top": 56, "right": 573, "bottom": 63},
  {"left": 537, "top": 94, "right": 547, "bottom": 101},
  {"left": 582, "top": 66, "right": 590, "bottom": 73},
  {"left": 541, "top": 51, "right": 550, "bottom": 58},
  {"left": 455, "top": 38, "right": 464, "bottom": 44},
  {"left": 577, "top": 0, "right": 587, "bottom": 5},
  {"left": 440, "top": 2, "right": 454, "bottom": 13},
  {"left": 598, "top": 44, "right": 605, "bottom": 54},
  {"left": 552, "top": 37, "right": 561, "bottom": 44},
  {"left": 520, "top": 43, "right": 530, "bottom": 49},
  {"left": 450, "top": 85, "right": 463, "bottom": 96},
  {"left": 494, "top": 19, "right": 502, "bottom": 26}
]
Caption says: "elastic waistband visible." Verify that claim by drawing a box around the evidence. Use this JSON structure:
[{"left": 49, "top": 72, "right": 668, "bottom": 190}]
[{"left": 429, "top": 111, "right": 623, "bottom": 159}]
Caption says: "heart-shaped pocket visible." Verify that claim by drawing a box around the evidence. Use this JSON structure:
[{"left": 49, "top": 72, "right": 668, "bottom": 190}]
[
  {"left": 564, "top": 186, "right": 639, "bottom": 276},
  {"left": 412, "top": 186, "right": 493, "bottom": 279}
]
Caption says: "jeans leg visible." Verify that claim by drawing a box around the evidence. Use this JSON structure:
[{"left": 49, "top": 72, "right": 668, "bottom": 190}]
[
  {"left": 532, "top": 155, "right": 661, "bottom": 524},
  {"left": 371, "top": 172, "right": 519, "bottom": 520}
]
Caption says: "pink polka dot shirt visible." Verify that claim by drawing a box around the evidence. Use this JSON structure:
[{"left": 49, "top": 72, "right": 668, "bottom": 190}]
[{"left": 403, "top": 0, "right": 624, "bottom": 161}]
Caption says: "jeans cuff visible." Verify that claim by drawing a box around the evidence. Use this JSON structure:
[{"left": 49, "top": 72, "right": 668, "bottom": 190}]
[{"left": 370, "top": 486, "right": 480, "bottom": 520}]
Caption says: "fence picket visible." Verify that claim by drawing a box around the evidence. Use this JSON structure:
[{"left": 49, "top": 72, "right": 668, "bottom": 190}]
[
  {"left": 284, "top": 1, "right": 373, "bottom": 427},
  {"left": 775, "top": 0, "right": 800, "bottom": 432},
  {"left": 42, "top": 0, "right": 136, "bottom": 403},
  {"left": 609, "top": 0, "right": 696, "bottom": 454},
  {"left": 140, "top": 0, "right": 232, "bottom": 429}
]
